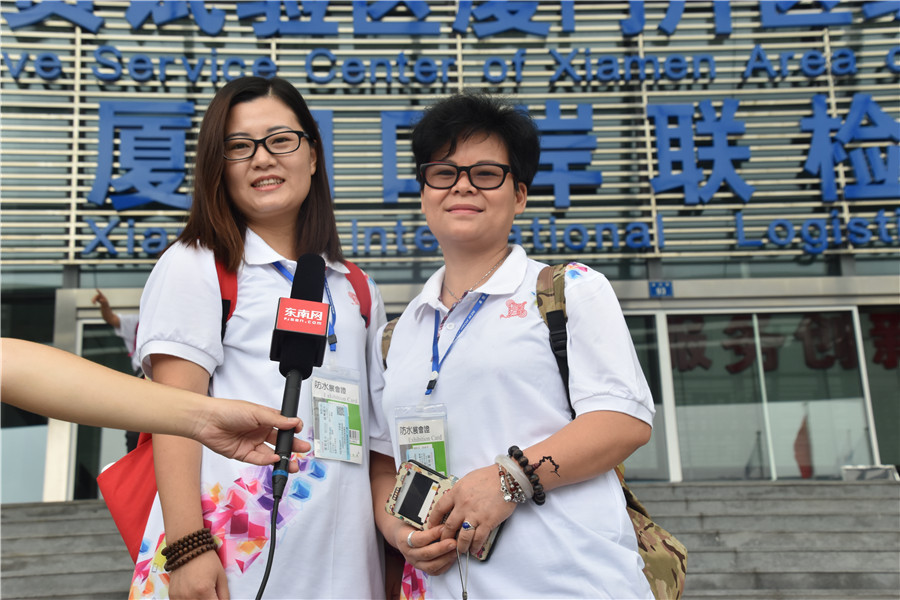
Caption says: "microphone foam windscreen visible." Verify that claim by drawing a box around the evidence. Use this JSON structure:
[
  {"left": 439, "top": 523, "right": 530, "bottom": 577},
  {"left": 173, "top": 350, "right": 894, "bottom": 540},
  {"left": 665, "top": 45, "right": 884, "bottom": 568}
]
[
  {"left": 278, "top": 253, "right": 327, "bottom": 377},
  {"left": 292, "top": 254, "right": 326, "bottom": 301}
]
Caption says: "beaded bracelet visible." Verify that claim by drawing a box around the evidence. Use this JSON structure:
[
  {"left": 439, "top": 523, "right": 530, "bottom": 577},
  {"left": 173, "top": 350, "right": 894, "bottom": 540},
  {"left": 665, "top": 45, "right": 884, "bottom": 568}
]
[
  {"left": 494, "top": 454, "right": 533, "bottom": 499},
  {"left": 508, "top": 446, "right": 546, "bottom": 505},
  {"left": 162, "top": 527, "right": 217, "bottom": 572},
  {"left": 161, "top": 527, "right": 214, "bottom": 558},
  {"left": 165, "top": 541, "right": 218, "bottom": 572}
]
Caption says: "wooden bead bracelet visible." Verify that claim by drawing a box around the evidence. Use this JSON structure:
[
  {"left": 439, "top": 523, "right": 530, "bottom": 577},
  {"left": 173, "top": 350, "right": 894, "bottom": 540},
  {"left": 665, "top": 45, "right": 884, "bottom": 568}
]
[
  {"left": 508, "top": 446, "right": 546, "bottom": 505},
  {"left": 162, "top": 527, "right": 217, "bottom": 572}
]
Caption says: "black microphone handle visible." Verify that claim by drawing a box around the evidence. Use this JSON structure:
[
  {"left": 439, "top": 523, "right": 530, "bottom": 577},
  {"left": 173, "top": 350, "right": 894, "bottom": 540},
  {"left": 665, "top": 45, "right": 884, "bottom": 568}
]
[
  {"left": 272, "top": 368, "right": 303, "bottom": 500},
  {"left": 275, "top": 368, "right": 303, "bottom": 456}
]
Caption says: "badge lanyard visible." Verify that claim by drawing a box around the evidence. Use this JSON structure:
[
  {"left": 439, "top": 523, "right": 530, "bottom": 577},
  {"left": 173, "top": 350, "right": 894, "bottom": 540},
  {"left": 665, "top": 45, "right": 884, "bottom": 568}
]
[
  {"left": 394, "top": 294, "right": 487, "bottom": 476},
  {"left": 426, "top": 293, "right": 488, "bottom": 396},
  {"left": 271, "top": 261, "right": 338, "bottom": 351}
]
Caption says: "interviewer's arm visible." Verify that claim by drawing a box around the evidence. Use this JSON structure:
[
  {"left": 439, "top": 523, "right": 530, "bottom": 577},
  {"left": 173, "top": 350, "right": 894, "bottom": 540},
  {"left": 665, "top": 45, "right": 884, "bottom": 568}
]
[{"left": 0, "top": 338, "right": 308, "bottom": 465}]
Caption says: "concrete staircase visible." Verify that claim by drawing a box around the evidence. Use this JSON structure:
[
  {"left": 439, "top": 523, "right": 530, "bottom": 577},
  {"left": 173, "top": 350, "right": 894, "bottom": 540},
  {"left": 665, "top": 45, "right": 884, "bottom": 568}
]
[
  {"left": 0, "top": 500, "right": 132, "bottom": 599},
  {"left": 1, "top": 481, "right": 898, "bottom": 599},
  {"left": 631, "top": 480, "right": 900, "bottom": 600}
]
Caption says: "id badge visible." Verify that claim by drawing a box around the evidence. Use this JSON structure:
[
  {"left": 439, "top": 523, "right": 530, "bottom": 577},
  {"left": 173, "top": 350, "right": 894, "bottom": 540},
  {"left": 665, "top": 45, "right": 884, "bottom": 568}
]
[
  {"left": 311, "top": 366, "right": 363, "bottom": 464},
  {"left": 394, "top": 404, "right": 449, "bottom": 476}
]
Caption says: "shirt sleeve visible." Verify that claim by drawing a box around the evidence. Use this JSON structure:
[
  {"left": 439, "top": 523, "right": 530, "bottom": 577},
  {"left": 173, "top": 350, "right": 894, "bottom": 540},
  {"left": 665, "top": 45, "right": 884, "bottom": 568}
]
[
  {"left": 564, "top": 264, "right": 656, "bottom": 426},
  {"left": 364, "top": 273, "right": 394, "bottom": 457},
  {"left": 367, "top": 319, "right": 394, "bottom": 458},
  {"left": 137, "top": 242, "right": 225, "bottom": 379},
  {"left": 364, "top": 271, "right": 388, "bottom": 369}
]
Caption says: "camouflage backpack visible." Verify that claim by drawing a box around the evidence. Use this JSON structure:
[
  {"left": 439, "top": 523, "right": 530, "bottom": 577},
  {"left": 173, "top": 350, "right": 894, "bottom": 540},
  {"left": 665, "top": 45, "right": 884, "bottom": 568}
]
[
  {"left": 381, "top": 264, "right": 687, "bottom": 600},
  {"left": 536, "top": 264, "right": 687, "bottom": 600}
]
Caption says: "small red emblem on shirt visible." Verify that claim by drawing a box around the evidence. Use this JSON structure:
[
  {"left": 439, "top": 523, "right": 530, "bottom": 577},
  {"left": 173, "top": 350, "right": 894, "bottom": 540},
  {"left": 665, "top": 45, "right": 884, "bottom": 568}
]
[{"left": 501, "top": 299, "right": 527, "bottom": 319}]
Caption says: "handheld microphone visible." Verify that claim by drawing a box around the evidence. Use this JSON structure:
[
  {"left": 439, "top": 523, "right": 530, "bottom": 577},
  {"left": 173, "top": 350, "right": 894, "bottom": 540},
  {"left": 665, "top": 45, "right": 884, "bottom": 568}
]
[{"left": 269, "top": 253, "right": 328, "bottom": 500}]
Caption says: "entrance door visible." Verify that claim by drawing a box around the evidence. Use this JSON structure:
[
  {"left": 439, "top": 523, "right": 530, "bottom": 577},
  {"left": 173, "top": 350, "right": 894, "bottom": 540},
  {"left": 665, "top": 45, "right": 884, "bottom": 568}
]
[{"left": 667, "top": 309, "right": 874, "bottom": 481}]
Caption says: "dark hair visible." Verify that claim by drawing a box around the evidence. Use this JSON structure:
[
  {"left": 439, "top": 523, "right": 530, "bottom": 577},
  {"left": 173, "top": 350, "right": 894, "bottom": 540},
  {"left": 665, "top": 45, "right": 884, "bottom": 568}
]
[
  {"left": 177, "top": 76, "right": 343, "bottom": 271},
  {"left": 411, "top": 92, "right": 541, "bottom": 190}
]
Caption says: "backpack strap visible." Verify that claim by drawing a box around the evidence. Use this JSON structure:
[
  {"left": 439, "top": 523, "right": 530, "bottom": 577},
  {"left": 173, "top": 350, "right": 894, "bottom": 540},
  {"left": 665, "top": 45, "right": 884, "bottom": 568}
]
[
  {"left": 538, "top": 264, "right": 635, "bottom": 492},
  {"left": 381, "top": 316, "right": 400, "bottom": 369},
  {"left": 343, "top": 260, "right": 372, "bottom": 329},
  {"left": 536, "top": 264, "right": 572, "bottom": 415},
  {"left": 215, "top": 259, "right": 237, "bottom": 341}
]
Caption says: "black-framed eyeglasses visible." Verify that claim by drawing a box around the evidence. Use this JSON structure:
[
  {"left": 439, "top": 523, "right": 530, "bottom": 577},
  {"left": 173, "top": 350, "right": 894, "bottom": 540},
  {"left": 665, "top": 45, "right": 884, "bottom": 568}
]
[
  {"left": 419, "top": 162, "right": 512, "bottom": 190},
  {"left": 223, "top": 130, "right": 312, "bottom": 161}
]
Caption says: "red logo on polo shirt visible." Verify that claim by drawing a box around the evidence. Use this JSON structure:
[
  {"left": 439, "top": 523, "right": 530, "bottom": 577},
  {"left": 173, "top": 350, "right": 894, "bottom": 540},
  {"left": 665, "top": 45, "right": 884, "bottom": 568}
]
[{"left": 500, "top": 299, "right": 528, "bottom": 319}]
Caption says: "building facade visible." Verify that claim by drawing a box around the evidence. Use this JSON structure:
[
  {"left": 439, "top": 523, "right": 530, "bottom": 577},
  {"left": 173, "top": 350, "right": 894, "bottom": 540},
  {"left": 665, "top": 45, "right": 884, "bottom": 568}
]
[{"left": 1, "top": 1, "right": 898, "bottom": 503}]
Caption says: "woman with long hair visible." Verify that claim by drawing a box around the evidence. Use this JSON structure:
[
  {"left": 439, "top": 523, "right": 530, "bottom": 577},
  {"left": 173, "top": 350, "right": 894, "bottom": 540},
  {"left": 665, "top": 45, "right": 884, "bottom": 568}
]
[{"left": 131, "top": 77, "right": 386, "bottom": 599}]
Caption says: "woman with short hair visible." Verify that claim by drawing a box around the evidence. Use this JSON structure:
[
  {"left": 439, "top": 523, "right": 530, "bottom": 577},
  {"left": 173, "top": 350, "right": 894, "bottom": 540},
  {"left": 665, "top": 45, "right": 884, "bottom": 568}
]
[{"left": 369, "top": 92, "right": 655, "bottom": 599}]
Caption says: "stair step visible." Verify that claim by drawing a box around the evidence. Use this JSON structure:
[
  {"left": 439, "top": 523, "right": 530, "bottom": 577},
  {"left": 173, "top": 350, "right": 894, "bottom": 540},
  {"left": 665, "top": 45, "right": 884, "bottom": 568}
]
[
  {"left": 641, "top": 498, "right": 897, "bottom": 516},
  {"left": 682, "top": 571, "right": 900, "bottom": 592},
  {"left": 684, "top": 549, "right": 899, "bottom": 572},
  {"left": 676, "top": 530, "right": 900, "bottom": 551},
  {"left": 656, "top": 512, "right": 898, "bottom": 532},
  {"left": 684, "top": 589, "right": 900, "bottom": 600},
  {"left": 0, "top": 500, "right": 114, "bottom": 521},
  {"left": 0, "top": 570, "right": 131, "bottom": 599},
  {"left": 629, "top": 481, "right": 900, "bottom": 501},
  {"left": 1, "top": 532, "right": 128, "bottom": 556},
  {"left": 2, "top": 548, "right": 133, "bottom": 577},
  {"left": 0, "top": 516, "right": 119, "bottom": 539}
]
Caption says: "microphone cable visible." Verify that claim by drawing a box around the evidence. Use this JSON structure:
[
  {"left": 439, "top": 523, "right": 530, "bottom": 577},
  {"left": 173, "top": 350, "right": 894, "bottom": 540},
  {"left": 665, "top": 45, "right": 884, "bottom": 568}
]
[{"left": 255, "top": 496, "right": 281, "bottom": 600}]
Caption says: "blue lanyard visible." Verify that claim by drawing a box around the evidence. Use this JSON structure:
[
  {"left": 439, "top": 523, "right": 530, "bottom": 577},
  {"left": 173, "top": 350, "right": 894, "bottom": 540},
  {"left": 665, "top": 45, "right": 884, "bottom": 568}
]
[
  {"left": 323, "top": 278, "right": 338, "bottom": 351},
  {"left": 271, "top": 261, "right": 337, "bottom": 351},
  {"left": 426, "top": 293, "right": 488, "bottom": 395}
]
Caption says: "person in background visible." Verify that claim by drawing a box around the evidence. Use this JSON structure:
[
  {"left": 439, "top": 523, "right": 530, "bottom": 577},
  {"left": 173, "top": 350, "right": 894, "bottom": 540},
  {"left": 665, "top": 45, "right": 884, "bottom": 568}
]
[
  {"left": 369, "top": 92, "right": 655, "bottom": 599},
  {"left": 93, "top": 289, "right": 142, "bottom": 376},
  {"left": 93, "top": 288, "right": 144, "bottom": 452},
  {"left": 132, "top": 77, "right": 386, "bottom": 599},
  {"left": 0, "top": 338, "right": 309, "bottom": 468}
]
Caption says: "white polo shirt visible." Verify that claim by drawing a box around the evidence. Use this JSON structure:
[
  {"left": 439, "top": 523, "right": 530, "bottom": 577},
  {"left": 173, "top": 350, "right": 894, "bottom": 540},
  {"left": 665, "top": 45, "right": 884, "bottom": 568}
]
[
  {"left": 133, "top": 229, "right": 386, "bottom": 600},
  {"left": 370, "top": 244, "right": 655, "bottom": 599}
]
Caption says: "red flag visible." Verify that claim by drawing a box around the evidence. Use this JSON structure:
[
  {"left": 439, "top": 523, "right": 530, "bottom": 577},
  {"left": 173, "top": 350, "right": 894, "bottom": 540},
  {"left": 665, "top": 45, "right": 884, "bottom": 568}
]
[{"left": 793, "top": 415, "right": 814, "bottom": 479}]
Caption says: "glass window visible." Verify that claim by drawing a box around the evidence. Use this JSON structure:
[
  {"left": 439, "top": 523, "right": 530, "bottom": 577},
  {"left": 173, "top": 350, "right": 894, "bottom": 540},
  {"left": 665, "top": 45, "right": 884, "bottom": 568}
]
[
  {"left": 623, "top": 315, "right": 668, "bottom": 480},
  {"left": 762, "top": 311, "right": 870, "bottom": 479},
  {"left": 669, "top": 314, "right": 770, "bottom": 480},
  {"left": 668, "top": 310, "right": 872, "bottom": 481},
  {"left": 860, "top": 306, "right": 900, "bottom": 468}
]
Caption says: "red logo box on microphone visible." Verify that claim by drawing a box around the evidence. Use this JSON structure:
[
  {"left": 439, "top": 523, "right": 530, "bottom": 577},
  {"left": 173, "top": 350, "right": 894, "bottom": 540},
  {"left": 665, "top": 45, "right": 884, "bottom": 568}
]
[{"left": 275, "top": 298, "right": 329, "bottom": 335}]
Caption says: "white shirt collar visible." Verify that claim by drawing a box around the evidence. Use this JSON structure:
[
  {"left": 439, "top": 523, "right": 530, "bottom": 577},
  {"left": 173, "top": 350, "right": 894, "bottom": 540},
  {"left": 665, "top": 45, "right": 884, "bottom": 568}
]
[
  {"left": 412, "top": 245, "right": 528, "bottom": 316},
  {"left": 243, "top": 227, "right": 347, "bottom": 274}
]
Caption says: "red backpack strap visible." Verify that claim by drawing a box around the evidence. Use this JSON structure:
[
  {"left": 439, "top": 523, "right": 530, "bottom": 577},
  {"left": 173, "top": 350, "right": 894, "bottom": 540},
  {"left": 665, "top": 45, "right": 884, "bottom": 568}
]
[
  {"left": 215, "top": 258, "right": 238, "bottom": 340},
  {"left": 343, "top": 260, "right": 371, "bottom": 328}
]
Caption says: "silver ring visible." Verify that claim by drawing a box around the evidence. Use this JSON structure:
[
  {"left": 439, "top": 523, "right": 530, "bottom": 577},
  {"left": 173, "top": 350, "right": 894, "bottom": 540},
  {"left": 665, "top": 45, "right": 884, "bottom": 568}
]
[
  {"left": 461, "top": 521, "right": 474, "bottom": 531},
  {"left": 407, "top": 530, "right": 415, "bottom": 548}
]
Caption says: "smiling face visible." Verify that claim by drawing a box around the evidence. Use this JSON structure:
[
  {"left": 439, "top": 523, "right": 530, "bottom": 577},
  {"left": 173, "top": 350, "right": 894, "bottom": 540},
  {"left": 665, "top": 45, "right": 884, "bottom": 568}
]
[
  {"left": 223, "top": 95, "right": 317, "bottom": 232},
  {"left": 420, "top": 132, "right": 526, "bottom": 255}
]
